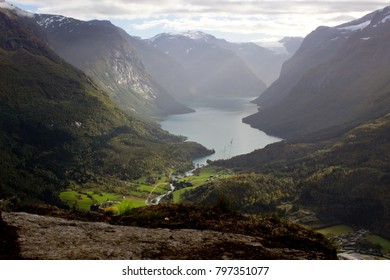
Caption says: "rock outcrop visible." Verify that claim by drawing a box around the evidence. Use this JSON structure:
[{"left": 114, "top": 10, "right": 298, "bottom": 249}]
[{"left": 1, "top": 207, "right": 337, "bottom": 260}]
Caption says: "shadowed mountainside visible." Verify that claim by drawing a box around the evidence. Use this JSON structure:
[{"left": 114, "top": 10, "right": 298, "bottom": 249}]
[
  {"left": 245, "top": 7, "right": 390, "bottom": 140},
  {"left": 34, "top": 14, "right": 192, "bottom": 119}
]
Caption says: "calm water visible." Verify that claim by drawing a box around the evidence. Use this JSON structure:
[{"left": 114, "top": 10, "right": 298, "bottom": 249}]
[{"left": 160, "top": 97, "right": 282, "bottom": 165}]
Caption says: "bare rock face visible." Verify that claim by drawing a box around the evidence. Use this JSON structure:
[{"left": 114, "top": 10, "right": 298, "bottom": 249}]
[{"left": 2, "top": 212, "right": 334, "bottom": 260}]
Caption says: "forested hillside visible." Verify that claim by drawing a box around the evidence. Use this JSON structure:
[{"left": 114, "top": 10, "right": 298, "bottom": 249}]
[
  {"left": 0, "top": 7, "right": 211, "bottom": 205},
  {"left": 205, "top": 114, "right": 390, "bottom": 238}
]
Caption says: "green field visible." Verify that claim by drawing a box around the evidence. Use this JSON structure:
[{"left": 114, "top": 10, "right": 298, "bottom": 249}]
[
  {"left": 316, "top": 225, "right": 354, "bottom": 236},
  {"left": 172, "top": 166, "right": 233, "bottom": 203},
  {"left": 184, "top": 166, "right": 229, "bottom": 186},
  {"left": 367, "top": 234, "right": 390, "bottom": 254},
  {"left": 60, "top": 188, "right": 148, "bottom": 212},
  {"left": 60, "top": 190, "right": 121, "bottom": 211},
  {"left": 59, "top": 175, "right": 171, "bottom": 211},
  {"left": 107, "top": 199, "right": 146, "bottom": 215},
  {"left": 316, "top": 224, "right": 390, "bottom": 256},
  {"left": 59, "top": 166, "right": 232, "bottom": 210},
  {"left": 137, "top": 183, "right": 170, "bottom": 195}
]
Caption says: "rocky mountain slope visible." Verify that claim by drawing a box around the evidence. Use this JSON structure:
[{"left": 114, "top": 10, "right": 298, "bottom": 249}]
[
  {"left": 34, "top": 14, "right": 192, "bottom": 119},
  {"left": 245, "top": 6, "right": 390, "bottom": 139},
  {"left": 125, "top": 34, "right": 199, "bottom": 103}
]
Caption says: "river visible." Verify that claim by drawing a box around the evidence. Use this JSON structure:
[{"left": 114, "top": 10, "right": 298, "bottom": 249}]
[{"left": 160, "top": 96, "right": 282, "bottom": 165}]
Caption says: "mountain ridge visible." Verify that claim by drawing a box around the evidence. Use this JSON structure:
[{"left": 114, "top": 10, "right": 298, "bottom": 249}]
[
  {"left": 34, "top": 14, "right": 192, "bottom": 119},
  {"left": 244, "top": 5, "right": 390, "bottom": 140}
]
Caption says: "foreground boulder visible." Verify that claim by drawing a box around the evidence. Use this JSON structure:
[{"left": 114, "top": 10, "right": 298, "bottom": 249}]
[{"left": 1, "top": 205, "right": 337, "bottom": 260}]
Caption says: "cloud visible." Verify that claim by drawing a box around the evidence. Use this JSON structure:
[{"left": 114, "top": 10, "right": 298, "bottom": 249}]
[
  {"left": 8, "top": 0, "right": 390, "bottom": 40},
  {"left": 10, "top": 0, "right": 390, "bottom": 18},
  {"left": 133, "top": 16, "right": 270, "bottom": 34}
]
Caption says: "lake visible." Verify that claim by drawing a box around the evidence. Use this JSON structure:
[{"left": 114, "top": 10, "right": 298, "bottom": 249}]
[{"left": 160, "top": 96, "right": 282, "bottom": 165}]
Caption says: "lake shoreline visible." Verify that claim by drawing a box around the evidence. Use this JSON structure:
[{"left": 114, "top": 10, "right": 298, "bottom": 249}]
[{"left": 160, "top": 96, "right": 282, "bottom": 165}]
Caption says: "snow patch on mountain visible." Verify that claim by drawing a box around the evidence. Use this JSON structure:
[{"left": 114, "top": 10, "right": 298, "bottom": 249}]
[
  {"left": 150, "top": 31, "right": 214, "bottom": 43},
  {"left": 337, "top": 20, "right": 371, "bottom": 31},
  {"left": 181, "top": 31, "right": 213, "bottom": 41},
  {"left": 381, "top": 13, "right": 390, "bottom": 23},
  {"left": 36, "top": 15, "right": 75, "bottom": 29}
]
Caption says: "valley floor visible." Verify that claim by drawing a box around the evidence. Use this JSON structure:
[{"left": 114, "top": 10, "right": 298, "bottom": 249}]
[{"left": 287, "top": 208, "right": 390, "bottom": 260}]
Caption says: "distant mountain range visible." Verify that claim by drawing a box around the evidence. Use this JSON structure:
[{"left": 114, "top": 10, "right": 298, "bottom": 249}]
[
  {"left": 130, "top": 32, "right": 301, "bottom": 102},
  {"left": 245, "top": 6, "right": 390, "bottom": 140},
  {"left": 30, "top": 13, "right": 297, "bottom": 116},
  {"left": 141, "top": 31, "right": 300, "bottom": 101},
  {"left": 144, "top": 31, "right": 267, "bottom": 100}
]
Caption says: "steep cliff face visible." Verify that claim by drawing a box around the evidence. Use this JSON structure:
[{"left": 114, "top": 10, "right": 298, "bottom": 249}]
[
  {"left": 245, "top": 6, "right": 390, "bottom": 140},
  {"left": 126, "top": 34, "right": 199, "bottom": 103},
  {"left": 34, "top": 15, "right": 192, "bottom": 119}
]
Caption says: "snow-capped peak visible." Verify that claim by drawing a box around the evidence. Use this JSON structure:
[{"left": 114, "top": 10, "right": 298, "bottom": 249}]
[
  {"left": 37, "top": 15, "right": 67, "bottom": 28},
  {"left": 36, "top": 14, "right": 79, "bottom": 30},
  {"left": 180, "top": 31, "right": 214, "bottom": 41},
  {"left": 336, "top": 5, "right": 390, "bottom": 32},
  {"left": 149, "top": 31, "right": 215, "bottom": 43}
]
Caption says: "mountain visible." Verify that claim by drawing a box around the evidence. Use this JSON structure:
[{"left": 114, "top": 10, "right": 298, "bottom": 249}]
[
  {"left": 0, "top": 6, "right": 211, "bottom": 205},
  {"left": 210, "top": 35, "right": 302, "bottom": 86},
  {"left": 277, "top": 37, "right": 304, "bottom": 54},
  {"left": 245, "top": 6, "right": 390, "bottom": 139},
  {"left": 105, "top": 30, "right": 297, "bottom": 104},
  {"left": 121, "top": 33, "right": 199, "bottom": 103},
  {"left": 210, "top": 113, "right": 390, "bottom": 239},
  {"left": 33, "top": 14, "right": 192, "bottom": 119},
  {"left": 146, "top": 31, "right": 268, "bottom": 100}
]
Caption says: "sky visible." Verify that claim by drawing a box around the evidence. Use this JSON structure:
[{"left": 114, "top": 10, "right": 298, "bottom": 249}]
[{"left": 6, "top": 0, "right": 390, "bottom": 43}]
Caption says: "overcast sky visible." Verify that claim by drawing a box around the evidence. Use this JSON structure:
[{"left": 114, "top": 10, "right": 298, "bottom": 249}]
[{"left": 7, "top": 0, "right": 390, "bottom": 43}]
